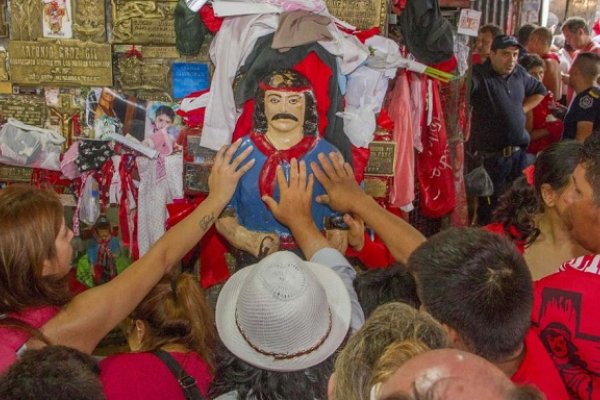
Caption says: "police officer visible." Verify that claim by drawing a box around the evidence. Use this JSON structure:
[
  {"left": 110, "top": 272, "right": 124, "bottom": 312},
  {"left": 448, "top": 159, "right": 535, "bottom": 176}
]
[{"left": 564, "top": 52, "right": 600, "bottom": 141}]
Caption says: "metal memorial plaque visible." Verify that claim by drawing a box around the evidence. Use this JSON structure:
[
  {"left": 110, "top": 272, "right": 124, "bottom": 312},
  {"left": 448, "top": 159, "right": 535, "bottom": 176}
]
[
  {"left": 0, "top": 0, "right": 8, "bottom": 38},
  {"left": 10, "top": 0, "right": 43, "bottom": 40},
  {"left": 363, "top": 177, "right": 389, "bottom": 199},
  {"left": 112, "top": 0, "right": 177, "bottom": 45},
  {"left": 324, "top": 0, "right": 387, "bottom": 31},
  {"left": 0, "top": 96, "right": 47, "bottom": 126},
  {"left": 8, "top": 40, "right": 113, "bottom": 87},
  {"left": 73, "top": 0, "right": 106, "bottom": 42},
  {"left": 116, "top": 56, "right": 170, "bottom": 92},
  {"left": 365, "top": 141, "right": 396, "bottom": 176},
  {"left": 0, "top": 165, "right": 33, "bottom": 182}
]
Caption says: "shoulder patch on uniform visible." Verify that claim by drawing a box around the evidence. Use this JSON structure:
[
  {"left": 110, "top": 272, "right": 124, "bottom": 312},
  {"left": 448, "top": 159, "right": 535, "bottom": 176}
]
[
  {"left": 579, "top": 95, "right": 594, "bottom": 109},
  {"left": 589, "top": 89, "right": 600, "bottom": 99}
]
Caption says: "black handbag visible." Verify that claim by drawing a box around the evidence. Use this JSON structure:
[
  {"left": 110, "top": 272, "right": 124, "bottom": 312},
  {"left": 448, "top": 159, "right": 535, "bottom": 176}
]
[
  {"left": 464, "top": 151, "right": 494, "bottom": 198},
  {"left": 152, "top": 349, "right": 205, "bottom": 400}
]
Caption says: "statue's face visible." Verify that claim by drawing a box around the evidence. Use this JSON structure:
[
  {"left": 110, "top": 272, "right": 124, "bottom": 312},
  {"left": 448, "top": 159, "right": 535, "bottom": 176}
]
[{"left": 264, "top": 90, "right": 305, "bottom": 135}]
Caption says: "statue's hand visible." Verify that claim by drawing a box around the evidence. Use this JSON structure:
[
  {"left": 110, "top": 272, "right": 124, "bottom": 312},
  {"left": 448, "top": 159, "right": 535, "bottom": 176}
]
[{"left": 252, "top": 232, "right": 280, "bottom": 258}]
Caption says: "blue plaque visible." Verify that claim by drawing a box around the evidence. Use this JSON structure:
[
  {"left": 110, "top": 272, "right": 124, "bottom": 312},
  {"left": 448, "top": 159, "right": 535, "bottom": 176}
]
[{"left": 172, "top": 62, "right": 209, "bottom": 99}]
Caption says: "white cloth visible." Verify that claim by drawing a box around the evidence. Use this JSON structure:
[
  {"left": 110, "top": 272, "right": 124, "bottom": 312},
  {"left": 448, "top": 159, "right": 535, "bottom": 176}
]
[
  {"left": 200, "top": 14, "right": 279, "bottom": 151},
  {"left": 409, "top": 72, "right": 426, "bottom": 153},
  {"left": 136, "top": 153, "right": 183, "bottom": 256},
  {"left": 319, "top": 22, "right": 369, "bottom": 75}
]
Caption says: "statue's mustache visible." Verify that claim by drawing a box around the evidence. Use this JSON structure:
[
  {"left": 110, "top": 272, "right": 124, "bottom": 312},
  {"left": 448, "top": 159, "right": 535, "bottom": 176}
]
[{"left": 271, "top": 113, "right": 299, "bottom": 121}]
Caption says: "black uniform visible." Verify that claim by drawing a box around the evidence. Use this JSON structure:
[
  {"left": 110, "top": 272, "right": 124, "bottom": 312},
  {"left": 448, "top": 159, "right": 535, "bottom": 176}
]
[{"left": 563, "top": 86, "right": 600, "bottom": 140}]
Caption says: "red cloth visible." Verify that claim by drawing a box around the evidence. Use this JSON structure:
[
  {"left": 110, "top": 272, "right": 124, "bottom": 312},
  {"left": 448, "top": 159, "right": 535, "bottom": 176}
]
[
  {"left": 100, "top": 351, "right": 212, "bottom": 400},
  {"left": 483, "top": 223, "right": 526, "bottom": 254},
  {"left": 346, "top": 233, "right": 395, "bottom": 269},
  {"left": 472, "top": 53, "right": 484, "bottom": 65},
  {"left": 532, "top": 263, "right": 600, "bottom": 399},
  {"left": 430, "top": 55, "right": 458, "bottom": 73},
  {"left": 512, "top": 329, "right": 570, "bottom": 400},
  {"left": 542, "top": 52, "right": 561, "bottom": 63},
  {"left": 527, "top": 93, "right": 563, "bottom": 155},
  {"left": 198, "top": 4, "right": 223, "bottom": 33},
  {"left": 416, "top": 79, "right": 456, "bottom": 217},
  {"left": 0, "top": 306, "right": 59, "bottom": 374}
]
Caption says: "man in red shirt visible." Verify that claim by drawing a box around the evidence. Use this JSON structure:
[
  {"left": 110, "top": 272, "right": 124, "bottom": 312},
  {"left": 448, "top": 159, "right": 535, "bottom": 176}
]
[
  {"left": 532, "top": 135, "right": 600, "bottom": 399},
  {"left": 528, "top": 26, "right": 562, "bottom": 100}
]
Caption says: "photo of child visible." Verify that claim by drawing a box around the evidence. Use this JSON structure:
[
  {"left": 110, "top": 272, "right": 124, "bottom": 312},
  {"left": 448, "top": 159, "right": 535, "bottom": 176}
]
[{"left": 142, "top": 102, "right": 183, "bottom": 156}]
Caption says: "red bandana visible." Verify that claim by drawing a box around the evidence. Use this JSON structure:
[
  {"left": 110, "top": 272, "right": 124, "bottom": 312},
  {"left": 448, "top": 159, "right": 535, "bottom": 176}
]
[{"left": 250, "top": 131, "right": 317, "bottom": 198}]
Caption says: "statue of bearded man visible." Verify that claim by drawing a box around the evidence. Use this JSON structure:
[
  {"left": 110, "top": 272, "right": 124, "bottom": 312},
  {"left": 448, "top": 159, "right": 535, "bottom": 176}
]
[{"left": 216, "top": 69, "right": 345, "bottom": 264}]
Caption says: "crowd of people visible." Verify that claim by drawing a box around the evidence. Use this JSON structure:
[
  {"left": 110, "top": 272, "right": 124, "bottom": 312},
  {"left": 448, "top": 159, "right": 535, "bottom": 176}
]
[{"left": 2, "top": 15, "right": 600, "bottom": 400}]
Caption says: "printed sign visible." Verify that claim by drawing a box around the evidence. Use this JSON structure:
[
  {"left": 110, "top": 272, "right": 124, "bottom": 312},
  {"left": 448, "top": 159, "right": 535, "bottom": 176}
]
[
  {"left": 172, "top": 62, "right": 210, "bottom": 99},
  {"left": 457, "top": 9, "right": 482, "bottom": 37}
]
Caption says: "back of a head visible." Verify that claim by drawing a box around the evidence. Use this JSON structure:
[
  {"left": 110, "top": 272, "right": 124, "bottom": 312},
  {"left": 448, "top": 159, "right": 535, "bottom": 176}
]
[
  {"left": 480, "top": 23, "right": 504, "bottom": 38},
  {"left": 581, "top": 134, "right": 600, "bottom": 207},
  {"left": 0, "top": 185, "right": 70, "bottom": 314},
  {"left": 132, "top": 273, "right": 216, "bottom": 370},
  {"left": 535, "top": 140, "right": 583, "bottom": 194},
  {"left": 0, "top": 345, "right": 104, "bottom": 400},
  {"left": 530, "top": 26, "right": 553, "bottom": 47},
  {"left": 493, "top": 140, "right": 583, "bottom": 244},
  {"left": 353, "top": 264, "right": 420, "bottom": 318},
  {"left": 408, "top": 228, "right": 533, "bottom": 362},
  {"left": 563, "top": 17, "right": 590, "bottom": 35},
  {"left": 572, "top": 52, "right": 600, "bottom": 80},
  {"left": 377, "top": 349, "right": 543, "bottom": 400},
  {"left": 331, "top": 302, "right": 448, "bottom": 400},
  {"left": 519, "top": 53, "right": 545, "bottom": 71},
  {"left": 518, "top": 24, "right": 538, "bottom": 45}
]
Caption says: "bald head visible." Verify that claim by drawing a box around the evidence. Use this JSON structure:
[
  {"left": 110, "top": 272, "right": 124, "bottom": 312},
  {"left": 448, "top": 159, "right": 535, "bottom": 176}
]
[{"left": 378, "top": 349, "right": 542, "bottom": 400}]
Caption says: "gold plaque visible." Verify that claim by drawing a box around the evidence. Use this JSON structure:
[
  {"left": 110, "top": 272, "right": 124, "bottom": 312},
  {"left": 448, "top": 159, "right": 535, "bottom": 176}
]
[
  {"left": 364, "top": 177, "right": 389, "bottom": 199},
  {"left": 143, "top": 46, "right": 181, "bottom": 59},
  {"left": 112, "top": 0, "right": 177, "bottom": 45},
  {"left": 9, "top": 0, "right": 43, "bottom": 40},
  {"left": 324, "top": 0, "right": 387, "bottom": 32},
  {"left": 0, "top": 0, "right": 8, "bottom": 38},
  {"left": 0, "top": 166, "right": 33, "bottom": 182},
  {"left": 8, "top": 40, "right": 113, "bottom": 87},
  {"left": 116, "top": 56, "right": 170, "bottom": 92},
  {"left": 0, "top": 95, "right": 47, "bottom": 126},
  {"left": 73, "top": 0, "right": 106, "bottom": 42},
  {"left": 365, "top": 141, "right": 396, "bottom": 176}
]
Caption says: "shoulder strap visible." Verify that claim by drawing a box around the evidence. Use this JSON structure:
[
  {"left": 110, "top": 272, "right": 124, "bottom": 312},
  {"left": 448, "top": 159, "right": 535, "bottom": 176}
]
[{"left": 152, "top": 349, "right": 204, "bottom": 400}]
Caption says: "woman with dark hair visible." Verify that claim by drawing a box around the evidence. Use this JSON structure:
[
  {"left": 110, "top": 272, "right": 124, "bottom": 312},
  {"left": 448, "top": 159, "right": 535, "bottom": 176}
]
[
  {"left": 100, "top": 273, "right": 216, "bottom": 399},
  {"left": 0, "top": 141, "right": 253, "bottom": 373},
  {"left": 487, "top": 140, "right": 587, "bottom": 279}
]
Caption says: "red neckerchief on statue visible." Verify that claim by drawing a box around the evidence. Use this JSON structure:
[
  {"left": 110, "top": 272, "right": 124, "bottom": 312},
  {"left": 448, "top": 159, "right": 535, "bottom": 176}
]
[{"left": 250, "top": 131, "right": 318, "bottom": 198}]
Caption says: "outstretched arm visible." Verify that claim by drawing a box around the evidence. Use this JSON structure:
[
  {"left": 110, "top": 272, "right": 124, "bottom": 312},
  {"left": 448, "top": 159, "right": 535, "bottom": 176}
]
[
  {"left": 262, "top": 159, "right": 364, "bottom": 331},
  {"left": 311, "top": 152, "right": 425, "bottom": 263},
  {"left": 215, "top": 211, "right": 279, "bottom": 258},
  {"left": 39, "top": 140, "right": 255, "bottom": 353}
]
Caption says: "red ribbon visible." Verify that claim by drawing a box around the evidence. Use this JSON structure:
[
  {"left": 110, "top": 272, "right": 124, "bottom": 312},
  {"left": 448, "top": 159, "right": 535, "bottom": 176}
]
[
  {"left": 125, "top": 45, "right": 142, "bottom": 59},
  {"left": 119, "top": 154, "right": 139, "bottom": 260},
  {"left": 523, "top": 165, "right": 535, "bottom": 187}
]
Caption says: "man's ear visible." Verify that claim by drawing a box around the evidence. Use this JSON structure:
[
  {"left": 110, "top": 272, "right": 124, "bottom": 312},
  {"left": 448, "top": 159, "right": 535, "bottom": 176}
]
[{"left": 443, "top": 324, "right": 469, "bottom": 352}]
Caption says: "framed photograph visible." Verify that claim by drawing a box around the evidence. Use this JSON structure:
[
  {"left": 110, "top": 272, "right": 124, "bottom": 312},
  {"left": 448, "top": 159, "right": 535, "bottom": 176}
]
[{"left": 42, "top": 0, "right": 73, "bottom": 39}]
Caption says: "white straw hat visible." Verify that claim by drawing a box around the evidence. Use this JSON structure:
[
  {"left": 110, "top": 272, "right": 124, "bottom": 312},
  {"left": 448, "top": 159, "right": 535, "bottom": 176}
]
[{"left": 215, "top": 251, "right": 351, "bottom": 372}]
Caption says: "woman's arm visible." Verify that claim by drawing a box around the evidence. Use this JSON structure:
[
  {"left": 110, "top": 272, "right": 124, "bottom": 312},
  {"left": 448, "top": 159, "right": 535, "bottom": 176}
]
[{"left": 39, "top": 140, "right": 255, "bottom": 353}]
